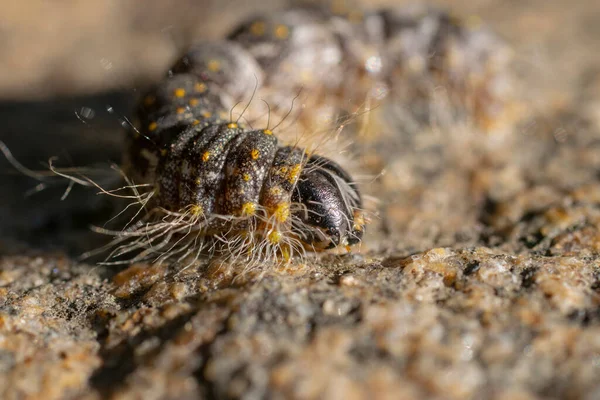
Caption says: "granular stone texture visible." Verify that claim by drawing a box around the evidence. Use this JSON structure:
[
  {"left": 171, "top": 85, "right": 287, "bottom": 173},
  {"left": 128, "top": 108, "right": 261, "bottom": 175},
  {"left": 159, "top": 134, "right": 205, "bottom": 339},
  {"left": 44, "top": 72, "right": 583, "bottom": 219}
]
[
  {"left": 2, "top": 0, "right": 600, "bottom": 399},
  {"left": 1, "top": 248, "right": 600, "bottom": 399}
]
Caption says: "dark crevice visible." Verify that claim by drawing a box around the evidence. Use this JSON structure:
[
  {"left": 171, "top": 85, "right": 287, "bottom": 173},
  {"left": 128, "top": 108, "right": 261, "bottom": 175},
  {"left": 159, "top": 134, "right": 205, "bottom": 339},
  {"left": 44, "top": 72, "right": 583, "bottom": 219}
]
[
  {"left": 520, "top": 267, "right": 539, "bottom": 289},
  {"left": 463, "top": 261, "right": 481, "bottom": 276},
  {"left": 567, "top": 307, "right": 600, "bottom": 326},
  {"left": 89, "top": 309, "right": 198, "bottom": 396}
]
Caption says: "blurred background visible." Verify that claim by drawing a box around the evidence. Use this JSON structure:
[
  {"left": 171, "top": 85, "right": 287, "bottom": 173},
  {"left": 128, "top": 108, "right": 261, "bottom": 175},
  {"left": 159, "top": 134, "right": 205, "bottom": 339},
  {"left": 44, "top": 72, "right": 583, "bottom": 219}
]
[{"left": 1, "top": 0, "right": 600, "bottom": 254}]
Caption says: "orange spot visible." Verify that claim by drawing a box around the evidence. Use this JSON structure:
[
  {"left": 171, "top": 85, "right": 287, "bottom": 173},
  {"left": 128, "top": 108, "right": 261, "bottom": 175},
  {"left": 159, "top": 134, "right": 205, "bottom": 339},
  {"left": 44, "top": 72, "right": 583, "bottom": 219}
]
[
  {"left": 274, "top": 24, "right": 289, "bottom": 39},
  {"left": 466, "top": 15, "right": 483, "bottom": 30},
  {"left": 189, "top": 98, "right": 199, "bottom": 106},
  {"left": 348, "top": 10, "right": 364, "bottom": 23},
  {"left": 281, "top": 246, "right": 291, "bottom": 261},
  {"left": 273, "top": 202, "right": 290, "bottom": 223},
  {"left": 269, "top": 186, "right": 283, "bottom": 196},
  {"left": 251, "top": 149, "right": 260, "bottom": 160},
  {"left": 207, "top": 59, "right": 221, "bottom": 72},
  {"left": 353, "top": 210, "right": 366, "bottom": 232},
  {"left": 227, "top": 122, "right": 238, "bottom": 129},
  {"left": 192, "top": 119, "right": 200, "bottom": 125},
  {"left": 148, "top": 122, "right": 158, "bottom": 131},
  {"left": 268, "top": 230, "right": 282, "bottom": 244},
  {"left": 176, "top": 107, "right": 185, "bottom": 114},
  {"left": 241, "top": 202, "right": 256, "bottom": 216},
  {"left": 173, "top": 88, "right": 186, "bottom": 98},
  {"left": 330, "top": 0, "right": 347, "bottom": 15},
  {"left": 243, "top": 173, "right": 251, "bottom": 182},
  {"left": 263, "top": 129, "right": 273, "bottom": 135},
  {"left": 202, "top": 151, "right": 211, "bottom": 162},
  {"left": 190, "top": 205, "right": 204, "bottom": 216},
  {"left": 202, "top": 111, "right": 212, "bottom": 119},
  {"left": 250, "top": 21, "right": 266, "bottom": 36},
  {"left": 194, "top": 82, "right": 207, "bottom": 93},
  {"left": 287, "top": 164, "right": 302, "bottom": 184}
]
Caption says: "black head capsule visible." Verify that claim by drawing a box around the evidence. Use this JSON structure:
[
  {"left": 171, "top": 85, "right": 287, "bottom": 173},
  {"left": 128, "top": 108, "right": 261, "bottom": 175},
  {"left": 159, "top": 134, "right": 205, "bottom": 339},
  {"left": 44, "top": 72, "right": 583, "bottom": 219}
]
[{"left": 292, "top": 156, "right": 364, "bottom": 250}]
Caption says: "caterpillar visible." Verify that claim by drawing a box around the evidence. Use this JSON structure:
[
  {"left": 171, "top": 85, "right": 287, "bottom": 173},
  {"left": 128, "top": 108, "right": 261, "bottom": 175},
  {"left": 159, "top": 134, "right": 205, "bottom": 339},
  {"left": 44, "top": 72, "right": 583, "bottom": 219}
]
[
  {"left": 120, "top": 43, "right": 365, "bottom": 265},
  {"left": 76, "top": 2, "right": 512, "bottom": 266}
]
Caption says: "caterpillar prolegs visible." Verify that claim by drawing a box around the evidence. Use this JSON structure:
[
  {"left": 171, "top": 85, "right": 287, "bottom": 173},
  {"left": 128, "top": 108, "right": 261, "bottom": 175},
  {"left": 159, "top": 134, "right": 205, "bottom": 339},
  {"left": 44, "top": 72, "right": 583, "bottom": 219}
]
[{"left": 114, "top": 3, "right": 511, "bottom": 265}]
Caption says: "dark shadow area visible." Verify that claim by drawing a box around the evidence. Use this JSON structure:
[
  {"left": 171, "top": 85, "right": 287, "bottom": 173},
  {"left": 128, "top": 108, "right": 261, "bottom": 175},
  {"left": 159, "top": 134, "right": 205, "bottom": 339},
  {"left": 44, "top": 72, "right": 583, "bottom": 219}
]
[{"left": 0, "top": 92, "right": 136, "bottom": 256}]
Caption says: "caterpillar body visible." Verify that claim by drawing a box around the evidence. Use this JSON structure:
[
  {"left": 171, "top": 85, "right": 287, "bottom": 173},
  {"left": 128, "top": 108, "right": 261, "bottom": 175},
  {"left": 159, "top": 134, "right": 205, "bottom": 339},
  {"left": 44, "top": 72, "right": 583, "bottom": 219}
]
[
  {"left": 111, "top": 3, "right": 511, "bottom": 265},
  {"left": 226, "top": 3, "right": 512, "bottom": 132},
  {"left": 122, "top": 44, "right": 364, "bottom": 264}
]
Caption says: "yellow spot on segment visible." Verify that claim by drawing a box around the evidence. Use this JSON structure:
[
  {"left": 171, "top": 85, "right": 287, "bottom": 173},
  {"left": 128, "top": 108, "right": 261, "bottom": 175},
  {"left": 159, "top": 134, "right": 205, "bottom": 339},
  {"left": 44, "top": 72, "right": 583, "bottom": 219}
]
[
  {"left": 269, "top": 186, "right": 283, "bottom": 196},
  {"left": 194, "top": 82, "right": 207, "bottom": 93},
  {"left": 148, "top": 122, "right": 158, "bottom": 131},
  {"left": 263, "top": 129, "right": 273, "bottom": 135},
  {"left": 143, "top": 95, "right": 155, "bottom": 106},
  {"left": 227, "top": 122, "right": 238, "bottom": 129},
  {"left": 268, "top": 230, "right": 282, "bottom": 244},
  {"left": 160, "top": 149, "right": 168, "bottom": 157},
  {"left": 202, "top": 111, "right": 212, "bottom": 119},
  {"left": 250, "top": 21, "right": 266, "bottom": 36},
  {"left": 241, "top": 202, "right": 256, "bottom": 216},
  {"left": 330, "top": 0, "right": 347, "bottom": 15},
  {"left": 195, "top": 178, "right": 202, "bottom": 185},
  {"left": 176, "top": 107, "right": 185, "bottom": 114},
  {"left": 202, "top": 151, "right": 211, "bottom": 162},
  {"left": 273, "top": 202, "right": 290, "bottom": 223},
  {"left": 189, "top": 98, "right": 199, "bottom": 106},
  {"left": 348, "top": 11, "right": 364, "bottom": 23},
  {"left": 466, "top": 15, "right": 482, "bottom": 30},
  {"left": 288, "top": 164, "right": 302, "bottom": 184},
  {"left": 274, "top": 24, "right": 289, "bottom": 39},
  {"left": 251, "top": 149, "right": 260, "bottom": 160},
  {"left": 174, "top": 88, "right": 186, "bottom": 98},
  {"left": 192, "top": 119, "right": 200, "bottom": 125},
  {"left": 353, "top": 211, "right": 366, "bottom": 232},
  {"left": 207, "top": 59, "right": 221, "bottom": 72},
  {"left": 281, "top": 246, "right": 291, "bottom": 262},
  {"left": 190, "top": 205, "right": 204, "bottom": 216},
  {"left": 243, "top": 173, "right": 251, "bottom": 182}
]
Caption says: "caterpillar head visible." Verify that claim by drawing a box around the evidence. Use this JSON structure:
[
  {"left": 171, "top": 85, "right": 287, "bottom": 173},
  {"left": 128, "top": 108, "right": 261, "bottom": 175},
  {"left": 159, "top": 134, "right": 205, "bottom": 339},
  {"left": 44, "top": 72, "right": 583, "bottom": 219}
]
[{"left": 292, "top": 156, "right": 364, "bottom": 250}]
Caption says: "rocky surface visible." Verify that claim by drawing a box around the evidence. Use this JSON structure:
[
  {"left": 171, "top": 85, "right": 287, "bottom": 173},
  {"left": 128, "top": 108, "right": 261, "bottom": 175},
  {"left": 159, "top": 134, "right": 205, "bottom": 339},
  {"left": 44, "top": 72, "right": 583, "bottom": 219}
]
[{"left": 2, "top": 0, "right": 600, "bottom": 399}]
